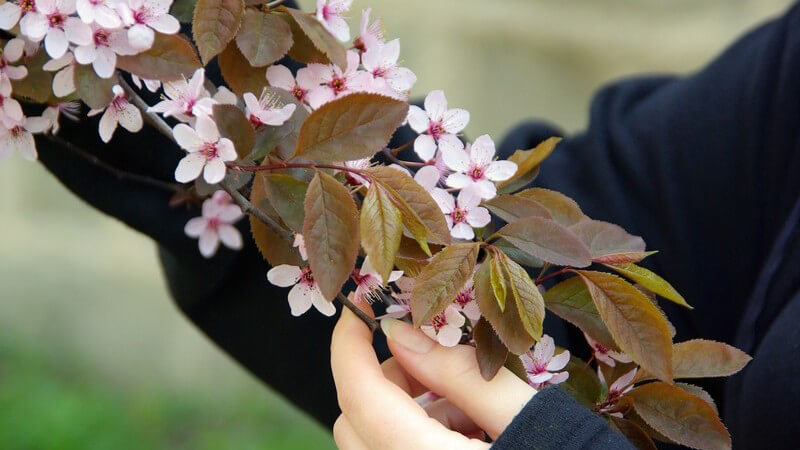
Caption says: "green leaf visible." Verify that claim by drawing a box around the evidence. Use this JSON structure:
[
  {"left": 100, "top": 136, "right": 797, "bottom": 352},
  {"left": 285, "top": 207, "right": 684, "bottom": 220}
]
[
  {"left": 474, "top": 256, "right": 534, "bottom": 354},
  {"left": 410, "top": 243, "right": 479, "bottom": 327},
  {"left": 171, "top": 0, "right": 197, "bottom": 22},
  {"left": 628, "top": 382, "right": 731, "bottom": 450},
  {"left": 251, "top": 87, "right": 308, "bottom": 161},
  {"left": 561, "top": 355, "right": 602, "bottom": 408},
  {"left": 569, "top": 219, "right": 646, "bottom": 259},
  {"left": 236, "top": 9, "right": 293, "bottom": 67},
  {"left": 365, "top": 166, "right": 451, "bottom": 247},
  {"left": 483, "top": 194, "right": 552, "bottom": 224},
  {"left": 497, "top": 137, "right": 561, "bottom": 192},
  {"left": 574, "top": 270, "right": 674, "bottom": 382},
  {"left": 294, "top": 93, "right": 409, "bottom": 162},
  {"left": 543, "top": 277, "right": 618, "bottom": 351},
  {"left": 218, "top": 42, "right": 268, "bottom": 96},
  {"left": 250, "top": 173, "right": 302, "bottom": 266},
  {"left": 605, "top": 263, "right": 691, "bottom": 309},
  {"left": 609, "top": 416, "right": 658, "bottom": 450},
  {"left": 192, "top": 0, "right": 244, "bottom": 64},
  {"left": 262, "top": 174, "right": 308, "bottom": 233},
  {"left": 117, "top": 33, "right": 201, "bottom": 81},
  {"left": 516, "top": 188, "right": 584, "bottom": 227},
  {"left": 281, "top": 7, "right": 347, "bottom": 69},
  {"left": 360, "top": 183, "right": 403, "bottom": 283},
  {"left": 496, "top": 217, "right": 592, "bottom": 268},
  {"left": 500, "top": 252, "right": 545, "bottom": 341},
  {"left": 74, "top": 64, "right": 116, "bottom": 109},
  {"left": 303, "top": 171, "right": 360, "bottom": 300},
  {"left": 212, "top": 104, "right": 255, "bottom": 159},
  {"left": 473, "top": 318, "right": 509, "bottom": 381},
  {"left": 489, "top": 254, "right": 508, "bottom": 311}
]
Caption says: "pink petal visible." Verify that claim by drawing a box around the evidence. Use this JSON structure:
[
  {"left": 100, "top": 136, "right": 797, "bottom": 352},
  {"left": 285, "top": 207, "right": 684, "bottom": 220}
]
[
  {"left": 473, "top": 179, "right": 497, "bottom": 200},
  {"left": 174, "top": 152, "right": 206, "bottom": 182},
  {"left": 44, "top": 28, "right": 69, "bottom": 59},
  {"left": 528, "top": 372, "right": 554, "bottom": 384},
  {"left": 546, "top": 350, "right": 571, "bottom": 372},
  {"left": 451, "top": 222, "right": 474, "bottom": 240},
  {"left": 4, "top": 38, "right": 25, "bottom": 61},
  {"left": 456, "top": 188, "right": 481, "bottom": 210},
  {"left": 53, "top": 66, "right": 76, "bottom": 97},
  {"left": 198, "top": 228, "right": 220, "bottom": 257},
  {"left": 194, "top": 115, "right": 219, "bottom": 143},
  {"left": 216, "top": 138, "right": 238, "bottom": 161},
  {"left": 117, "top": 103, "right": 143, "bottom": 133},
  {"left": 184, "top": 217, "right": 207, "bottom": 237},
  {"left": 0, "top": 3, "right": 22, "bottom": 30},
  {"left": 98, "top": 108, "right": 118, "bottom": 143},
  {"left": 218, "top": 224, "right": 242, "bottom": 249},
  {"left": 548, "top": 371, "right": 569, "bottom": 385},
  {"left": 147, "top": 13, "right": 179, "bottom": 34},
  {"left": 172, "top": 123, "right": 203, "bottom": 150},
  {"left": 444, "top": 305, "right": 466, "bottom": 327},
  {"left": 288, "top": 283, "right": 314, "bottom": 316},
  {"left": 322, "top": 14, "right": 350, "bottom": 42},
  {"left": 466, "top": 206, "right": 491, "bottom": 228},
  {"left": 413, "top": 134, "right": 437, "bottom": 161},
  {"left": 486, "top": 160, "right": 518, "bottom": 182},
  {"left": 469, "top": 134, "right": 496, "bottom": 166},
  {"left": 64, "top": 17, "right": 92, "bottom": 46},
  {"left": 202, "top": 157, "right": 227, "bottom": 184},
  {"left": 267, "top": 264, "right": 302, "bottom": 287},
  {"left": 442, "top": 108, "right": 469, "bottom": 134},
  {"left": 437, "top": 325, "right": 462, "bottom": 347},
  {"left": 424, "top": 90, "right": 447, "bottom": 122},
  {"left": 128, "top": 24, "right": 154, "bottom": 50},
  {"left": 534, "top": 335, "right": 555, "bottom": 361},
  {"left": 445, "top": 172, "right": 471, "bottom": 189},
  {"left": 430, "top": 188, "right": 455, "bottom": 213},
  {"left": 311, "top": 290, "right": 337, "bottom": 316},
  {"left": 406, "top": 105, "right": 429, "bottom": 133},
  {"left": 266, "top": 64, "right": 296, "bottom": 91},
  {"left": 413, "top": 165, "right": 439, "bottom": 191}
]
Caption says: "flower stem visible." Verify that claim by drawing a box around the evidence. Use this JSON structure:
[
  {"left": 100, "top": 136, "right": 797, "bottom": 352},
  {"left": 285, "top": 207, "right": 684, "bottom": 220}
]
[{"left": 337, "top": 292, "right": 379, "bottom": 333}]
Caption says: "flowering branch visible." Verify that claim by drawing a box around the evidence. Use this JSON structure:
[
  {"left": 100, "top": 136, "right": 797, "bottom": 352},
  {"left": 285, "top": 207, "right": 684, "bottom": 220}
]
[
  {"left": 119, "top": 78, "right": 174, "bottom": 140},
  {"left": 228, "top": 161, "right": 369, "bottom": 175},
  {"left": 337, "top": 292, "right": 379, "bottom": 333}
]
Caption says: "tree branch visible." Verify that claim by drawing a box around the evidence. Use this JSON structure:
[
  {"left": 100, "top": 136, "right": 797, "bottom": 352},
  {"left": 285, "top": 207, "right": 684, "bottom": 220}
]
[
  {"left": 119, "top": 77, "right": 174, "bottom": 140},
  {"left": 220, "top": 179, "right": 294, "bottom": 243},
  {"left": 337, "top": 292, "right": 378, "bottom": 333}
]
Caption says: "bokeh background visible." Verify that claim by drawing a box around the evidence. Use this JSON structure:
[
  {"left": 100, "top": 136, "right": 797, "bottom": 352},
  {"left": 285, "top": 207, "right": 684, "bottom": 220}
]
[{"left": 0, "top": 0, "right": 793, "bottom": 448}]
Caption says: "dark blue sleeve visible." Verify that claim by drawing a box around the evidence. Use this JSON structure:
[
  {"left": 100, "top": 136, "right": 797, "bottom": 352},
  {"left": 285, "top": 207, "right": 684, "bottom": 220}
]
[{"left": 492, "top": 387, "right": 633, "bottom": 450}]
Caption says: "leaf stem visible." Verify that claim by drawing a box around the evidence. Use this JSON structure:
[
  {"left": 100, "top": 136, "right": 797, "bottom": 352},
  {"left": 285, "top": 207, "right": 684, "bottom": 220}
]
[
  {"left": 534, "top": 267, "right": 571, "bottom": 285},
  {"left": 337, "top": 292, "right": 379, "bottom": 333}
]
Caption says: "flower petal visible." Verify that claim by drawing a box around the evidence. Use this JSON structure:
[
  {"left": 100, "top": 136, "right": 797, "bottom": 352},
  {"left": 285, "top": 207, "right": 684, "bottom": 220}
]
[
  {"left": 311, "top": 290, "right": 337, "bottom": 316},
  {"left": 413, "top": 165, "right": 439, "bottom": 191},
  {"left": 147, "top": 13, "right": 180, "bottom": 34},
  {"left": 202, "top": 157, "right": 227, "bottom": 184},
  {"left": 194, "top": 115, "right": 219, "bottom": 142},
  {"left": 442, "top": 108, "right": 469, "bottom": 134},
  {"left": 172, "top": 123, "right": 203, "bottom": 150},
  {"left": 466, "top": 206, "right": 491, "bottom": 228},
  {"left": 267, "top": 264, "right": 302, "bottom": 287},
  {"left": 98, "top": 108, "right": 118, "bottom": 143},
  {"left": 184, "top": 217, "right": 207, "bottom": 237},
  {"left": 424, "top": 90, "right": 447, "bottom": 122},
  {"left": 546, "top": 350, "right": 571, "bottom": 372},
  {"left": 218, "top": 224, "right": 243, "bottom": 250},
  {"left": 469, "top": 134, "right": 496, "bottom": 167},
  {"left": 451, "top": 222, "right": 474, "bottom": 240},
  {"left": 288, "top": 284, "right": 314, "bottom": 316},
  {"left": 430, "top": 187, "right": 455, "bottom": 214},
  {"left": 198, "top": 228, "right": 220, "bottom": 257},
  {"left": 437, "top": 325, "right": 462, "bottom": 347},
  {"left": 266, "top": 64, "right": 295, "bottom": 91},
  {"left": 406, "top": 105, "right": 429, "bottom": 133},
  {"left": 413, "top": 134, "right": 437, "bottom": 162},
  {"left": 445, "top": 172, "right": 471, "bottom": 189},
  {"left": 486, "top": 160, "right": 518, "bottom": 182},
  {"left": 174, "top": 152, "right": 206, "bottom": 182}
]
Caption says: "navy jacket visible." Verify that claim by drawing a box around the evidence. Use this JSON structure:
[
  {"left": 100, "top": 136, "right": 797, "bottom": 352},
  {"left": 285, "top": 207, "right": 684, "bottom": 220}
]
[{"left": 35, "top": 2, "right": 800, "bottom": 448}]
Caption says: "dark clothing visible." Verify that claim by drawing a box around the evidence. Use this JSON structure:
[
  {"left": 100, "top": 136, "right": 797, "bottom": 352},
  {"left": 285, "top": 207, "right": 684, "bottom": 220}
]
[{"left": 35, "top": 1, "right": 800, "bottom": 448}]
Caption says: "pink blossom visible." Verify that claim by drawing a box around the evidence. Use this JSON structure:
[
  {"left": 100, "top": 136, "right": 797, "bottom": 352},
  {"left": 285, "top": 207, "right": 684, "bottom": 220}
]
[
  {"left": 41, "top": 101, "right": 80, "bottom": 135},
  {"left": 76, "top": 0, "right": 120, "bottom": 28},
  {"left": 340, "top": 158, "right": 371, "bottom": 186},
  {"left": 130, "top": 74, "right": 161, "bottom": 92},
  {"left": 315, "top": 0, "right": 351, "bottom": 42},
  {"left": 413, "top": 165, "right": 440, "bottom": 192},
  {"left": 43, "top": 52, "right": 76, "bottom": 97},
  {"left": 117, "top": 0, "right": 179, "bottom": 51},
  {"left": 305, "top": 51, "right": 371, "bottom": 109},
  {"left": 293, "top": 233, "right": 307, "bottom": 260},
  {"left": 243, "top": 90, "right": 296, "bottom": 127},
  {"left": 20, "top": 0, "right": 93, "bottom": 59},
  {"left": 0, "top": 92, "right": 24, "bottom": 123},
  {"left": 584, "top": 332, "right": 632, "bottom": 367},
  {"left": 267, "top": 264, "right": 336, "bottom": 317},
  {"left": 430, "top": 188, "right": 491, "bottom": 240},
  {"left": 0, "top": 0, "right": 30, "bottom": 31},
  {"left": 519, "top": 335, "right": 570, "bottom": 389},
  {"left": 442, "top": 134, "right": 517, "bottom": 200},
  {"left": 353, "top": 8, "right": 383, "bottom": 54},
  {"left": 266, "top": 64, "right": 320, "bottom": 107},
  {"left": 452, "top": 276, "right": 481, "bottom": 322},
  {"left": 361, "top": 39, "right": 416, "bottom": 95},
  {"left": 407, "top": 90, "right": 469, "bottom": 162},
  {"left": 173, "top": 115, "right": 237, "bottom": 184},
  {"left": 184, "top": 192, "right": 244, "bottom": 258},
  {"left": 0, "top": 39, "right": 28, "bottom": 97},
  {"left": 421, "top": 305, "right": 465, "bottom": 347},
  {"left": 351, "top": 256, "right": 402, "bottom": 304},
  {"left": 0, "top": 113, "right": 50, "bottom": 162},
  {"left": 378, "top": 276, "right": 413, "bottom": 320},
  {"left": 74, "top": 24, "right": 134, "bottom": 78},
  {"left": 597, "top": 367, "right": 638, "bottom": 417},
  {"left": 86, "top": 84, "right": 143, "bottom": 143},
  {"left": 148, "top": 68, "right": 215, "bottom": 123}
]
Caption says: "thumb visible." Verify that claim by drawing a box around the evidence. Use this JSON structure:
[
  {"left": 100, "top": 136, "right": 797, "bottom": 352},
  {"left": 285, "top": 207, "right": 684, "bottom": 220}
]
[{"left": 380, "top": 318, "right": 535, "bottom": 439}]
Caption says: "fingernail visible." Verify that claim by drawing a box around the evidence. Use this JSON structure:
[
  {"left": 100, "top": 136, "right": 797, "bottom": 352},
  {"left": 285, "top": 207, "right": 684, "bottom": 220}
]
[{"left": 380, "top": 318, "right": 435, "bottom": 354}]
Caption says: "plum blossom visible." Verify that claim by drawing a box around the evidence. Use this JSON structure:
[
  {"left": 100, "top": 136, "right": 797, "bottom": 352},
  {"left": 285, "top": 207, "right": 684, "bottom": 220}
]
[
  {"left": 21, "top": 0, "right": 93, "bottom": 59},
  {"left": 315, "top": 0, "right": 351, "bottom": 42},
  {"left": 266, "top": 64, "right": 319, "bottom": 107},
  {"left": 407, "top": 90, "right": 469, "bottom": 162},
  {"left": 293, "top": 233, "right": 307, "bottom": 260},
  {"left": 353, "top": 8, "right": 383, "bottom": 53},
  {"left": 443, "top": 134, "right": 517, "bottom": 200},
  {"left": 43, "top": 52, "right": 77, "bottom": 97},
  {"left": 306, "top": 51, "right": 370, "bottom": 109},
  {"left": 430, "top": 188, "right": 491, "bottom": 240},
  {"left": 117, "top": 0, "right": 180, "bottom": 51},
  {"left": 130, "top": 74, "right": 161, "bottom": 92},
  {"left": 0, "top": 39, "right": 28, "bottom": 96},
  {"left": 413, "top": 165, "right": 440, "bottom": 192},
  {"left": 243, "top": 90, "right": 296, "bottom": 127},
  {"left": 41, "top": 101, "right": 80, "bottom": 134},
  {"left": 584, "top": 332, "right": 632, "bottom": 367},
  {"left": 361, "top": 39, "right": 416, "bottom": 95},
  {"left": 379, "top": 276, "right": 413, "bottom": 319},
  {"left": 520, "top": 335, "right": 570, "bottom": 389},
  {"left": 452, "top": 276, "right": 481, "bottom": 322},
  {"left": 0, "top": 0, "right": 28, "bottom": 31},
  {"left": 0, "top": 114, "right": 50, "bottom": 161},
  {"left": 213, "top": 86, "right": 237, "bottom": 105},
  {"left": 74, "top": 24, "right": 133, "bottom": 78},
  {"left": 0, "top": 92, "right": 24, "bottom": 123},
  {"left": 86, "top": 85, "right": 143, "bottom": 143},
  {"left": 597, "top": 368, "right": 638, "bottom": 417},
  {"left": 421, "top": 304, "right": 465, "bottom": 347},
  {"left": 267, "top": 264, "right": 337, "bottom": 317},
  {"left": 76, "top": 0, "right": 120, "bottom": 28},
  {"left": 148, "top": 68, "right": 214, "bottom": 123},
  {"left": 184, "top": 192, "right": 244, "bottom": 258},
  {"left": 340, "top": 158, "right": 371, "bottom": 186},
  {"left": 173, "top": 115, "right": 237, "bottom": 184},
  {"left": 351, "top": 256, "right": 403, "bottom": 304}
]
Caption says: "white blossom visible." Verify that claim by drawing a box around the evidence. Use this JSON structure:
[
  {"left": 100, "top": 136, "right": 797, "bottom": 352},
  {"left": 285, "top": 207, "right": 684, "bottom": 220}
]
[
  {"left": 172, "top": 115, "right": 237, "bottom": 184},
  {"left": 86, "top": 84, "right": 143, "bottom": 143}
]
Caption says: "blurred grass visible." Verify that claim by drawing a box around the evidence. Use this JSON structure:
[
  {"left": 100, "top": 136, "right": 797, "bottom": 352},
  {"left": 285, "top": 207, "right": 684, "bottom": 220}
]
[{"left": 0, "top": 0, "right": 793, "bottom": 448}]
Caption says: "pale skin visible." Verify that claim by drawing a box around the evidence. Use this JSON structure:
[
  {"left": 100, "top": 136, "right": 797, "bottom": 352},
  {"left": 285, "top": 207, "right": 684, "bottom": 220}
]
[{"left": 330, "top": 305, "right": 537, "bottom": 449}]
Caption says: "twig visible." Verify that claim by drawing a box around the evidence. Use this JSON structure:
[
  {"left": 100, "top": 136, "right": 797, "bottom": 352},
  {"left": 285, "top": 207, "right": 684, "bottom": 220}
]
[
  {"left": 119, "top": 77, "right": 173, "bottom": 140},
  {"left": 42, "top": 134, "right": 183, "bottom": 194},
  {"left": 390, "top": 139, "right": 413, "bottom": 156},
  {"left": 220, "top": 180, "right": 294, "bottom": 243},
  {"left": 534, "top": 267, "right": 571, "bottom": 285},
  {"left": 337, "top": 292, "right": 378, "bottom": 333},
  {"left": 228, "top": 161, "right": 369, "bottom": 176},
  {"left": 381, "top": 147, "right": 424, "bottom": 168}
]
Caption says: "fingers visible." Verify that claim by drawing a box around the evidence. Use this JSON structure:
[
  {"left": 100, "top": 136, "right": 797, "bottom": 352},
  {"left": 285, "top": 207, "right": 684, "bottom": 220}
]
[
  {"left": 381, "top": 318, "right": 535, "bottom": 439},
  {"left": 380, "top": 357, "right": 428, "bottom": 397},
  {"left": 425, "top": 398, "right": 484, "bottom": 439},
  {"left": 333, "top": 416, "right": 368, "bottom": 450}
]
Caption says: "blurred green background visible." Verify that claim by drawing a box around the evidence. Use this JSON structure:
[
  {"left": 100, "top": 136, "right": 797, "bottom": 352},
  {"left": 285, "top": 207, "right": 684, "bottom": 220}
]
[{"left": 0, "top": 0, "right": 792, "bottom": 448}]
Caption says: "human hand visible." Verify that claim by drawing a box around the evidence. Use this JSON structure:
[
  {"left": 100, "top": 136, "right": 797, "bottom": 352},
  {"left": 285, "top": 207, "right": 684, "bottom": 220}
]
[{"left": 330, "top": 306, "right": 536, "bottom": 449}]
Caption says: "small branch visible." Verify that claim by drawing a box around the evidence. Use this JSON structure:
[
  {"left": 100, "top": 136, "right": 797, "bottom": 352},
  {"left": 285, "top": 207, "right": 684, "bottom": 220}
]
[
  {"left": 390, "top": 139, "right": 413, "bottom": 156},
  {"left": 119, "top": 77, "right": 174, "bottom": 140},
  {"left": 337, "top": 292, "right": 378, "bottom": 333},
  {"left": 534, "top": 267, "right": 571, "bottom": 285},
  {"left": 220, "top": 180, "right": 294, "bottom": 243},
  {"left": 381, "top": 147, "right": 424, "bottom": 168},
  {"left": 228, "top": 161, "right": 368, "bottom": 176},
  {"left": 42, "top": 134, "right": 183, "bottom": 194}
]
